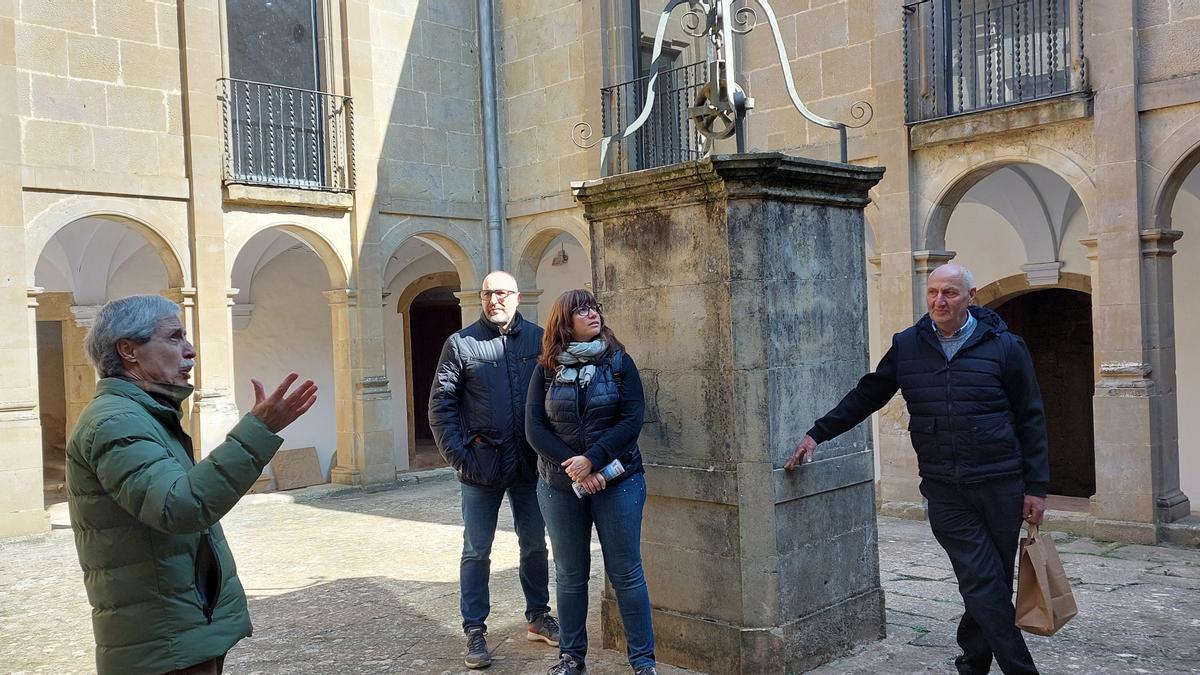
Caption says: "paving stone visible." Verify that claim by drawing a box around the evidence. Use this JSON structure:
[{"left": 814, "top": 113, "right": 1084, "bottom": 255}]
[{"left": 2, "top": 482, "right": 1199, "bottom": 674}]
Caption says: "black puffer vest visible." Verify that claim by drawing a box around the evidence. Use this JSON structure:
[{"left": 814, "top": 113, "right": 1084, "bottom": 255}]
[
  {"left": 897, "top": 307, "right": 1025, "bottom": 483},
  {"left": 540, "top": 351, "right": 639, "bottom": 489}
]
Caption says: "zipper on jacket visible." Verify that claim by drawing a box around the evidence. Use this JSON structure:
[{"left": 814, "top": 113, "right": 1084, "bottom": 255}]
[{"left": 196, "top": 530, "right": 222, "bottom": 624}]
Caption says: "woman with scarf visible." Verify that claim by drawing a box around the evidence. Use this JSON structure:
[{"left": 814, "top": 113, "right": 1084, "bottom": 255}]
[{"left": 525, "top": 289, "right": 656, "bottom": 675}]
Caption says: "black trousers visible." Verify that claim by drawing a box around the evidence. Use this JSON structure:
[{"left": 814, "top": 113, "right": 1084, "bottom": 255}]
[{"left": 921, "top": 477, "right": 1038, "bottom": 675}]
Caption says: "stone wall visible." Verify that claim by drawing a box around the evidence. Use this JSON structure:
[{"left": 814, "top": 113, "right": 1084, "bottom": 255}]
[{"left": 17, "top": 0, "right": 186, "bottom": 193}]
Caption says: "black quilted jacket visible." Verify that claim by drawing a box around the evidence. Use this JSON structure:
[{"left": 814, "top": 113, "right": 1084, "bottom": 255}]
[{"left": 807, "top": 306, "right": 1050, "bottom": 496}]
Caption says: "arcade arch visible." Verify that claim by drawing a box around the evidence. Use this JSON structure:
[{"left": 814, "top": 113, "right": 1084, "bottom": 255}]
[
  {"left": 229, "top": 227, "right": 345, "bottom": 487},
  {"left": 936, "top": 162, "right": 1095, "bottom": 500},
  {"left": 32, "top": 215, "right": 184, "bottom": 504}
]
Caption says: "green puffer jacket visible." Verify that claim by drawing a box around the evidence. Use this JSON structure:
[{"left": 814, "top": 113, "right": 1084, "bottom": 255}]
[{"left": 67, "top": 378, "right": 282, "bottom": 675}]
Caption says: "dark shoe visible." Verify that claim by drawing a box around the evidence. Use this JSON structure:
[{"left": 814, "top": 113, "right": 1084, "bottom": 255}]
[
  {"left": 633, "top": 667, "right": 658, "bottom": 675},
  {"left": 464, "top": 627, "right": 491, "bottom": 669},
  {"left": 954, "top": 654, "right": 991, "bottom": 674},
  {"left": 527, "top": 613, "right": 560, "bottom": 647},
  {"left": 547, "top": 653, "right": 586, "bottom": 675}
]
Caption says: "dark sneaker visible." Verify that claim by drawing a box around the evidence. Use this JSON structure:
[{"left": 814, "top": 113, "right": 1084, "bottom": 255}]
[
  {"left": 547, "top": 653, "right": 586, "bottom": 675},
  {"left": 464, "top": 627, "right": 491, "bottom": 669},
  {"left": 527, "top": 613, "right": 560, "bottom": 647},
  {"left": 633, "top": 667, "right": 658, "bottom": 675}
]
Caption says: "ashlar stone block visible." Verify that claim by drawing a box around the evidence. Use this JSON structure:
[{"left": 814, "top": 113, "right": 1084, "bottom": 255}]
[{"left": 574, "top": 153, "right": 886, "bottom": 673}]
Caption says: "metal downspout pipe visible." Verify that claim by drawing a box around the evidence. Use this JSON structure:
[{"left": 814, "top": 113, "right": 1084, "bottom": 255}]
[{"left": 477, "top": 0, "right": 505, "bottom": 272}]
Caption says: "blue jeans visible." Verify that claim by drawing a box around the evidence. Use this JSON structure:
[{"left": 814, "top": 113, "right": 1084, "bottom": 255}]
[
  {"left": 537, "top": 473, "right": 655, "bottom": 670},
  {"left": 460, "top": 479, "right": 551, "bottom": 632}
]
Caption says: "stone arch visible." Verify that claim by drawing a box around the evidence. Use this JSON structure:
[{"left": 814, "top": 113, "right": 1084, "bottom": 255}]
[
  {"left": 376, "top": 217, "right": 482, "bottom": 290},
  {"left": 24, "top": 195, "right": 189, "bottom": 289},
  {"left": 1147, "top": 111, "right": 1200, "bottom": 229},
  {"left": 919, "top": 146, "right": 1096, "bottom": 253},
  {"left": 510, "top": 211, "right": 591, "bottom": 290},
  {"left": 227, "top": 221, "right": 350, "bottom": 293},
  {"left": 974, "top": 272, "right": 1092, "bottom": 308},
  {"left": 395, "top": 271, "right": 461, "bottom": 470}
]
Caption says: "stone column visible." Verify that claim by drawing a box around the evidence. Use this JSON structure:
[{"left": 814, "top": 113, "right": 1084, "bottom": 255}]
[
  {"left": 341, "top": 1, "right": 395, "bottom": 487},
  {"left": 574, "top": 154, "right": 886, "bottom": 673},
  {"left": 65, "top": 305, "right": 101, "bottom": 436},
  {"left": 0, "top": 3, "right": 48, "bottom": 538},
  {"left": 1140, "top": 229, "right": 1190, "bottom": 520},
  {"left": 325, "top": 289, "right": 396, "bottom": 486},
  {"left": 179, "top": 2, "right": 240, "bottom": 454},
  {"left": 1088, "top": 0, "right": 1162, "bottom": 543},
  {"left": 455, "top": 289, "right": 484, "bottom": 327},
  {"left": 517, "top": 288, "right": 544, "bottom": 325}
]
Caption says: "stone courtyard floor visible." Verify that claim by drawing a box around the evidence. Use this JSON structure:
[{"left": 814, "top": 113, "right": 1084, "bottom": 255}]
[{"left": 2, "top": 471, "right": 1199, "bottom": 674}]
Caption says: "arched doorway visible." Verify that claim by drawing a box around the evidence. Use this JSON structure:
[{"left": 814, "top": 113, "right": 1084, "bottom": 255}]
[
  {"left": 991, "top": 289, "right": 1095, "bottom": 498},
  {"left": 383, "top": 234, "right": 473, "bottom": 473},
  {"left": 406, "top": 286, "right": 461, "bottom": 469},
  {"left": 32, "top": 216, "right": 179, "bottom": 505}
]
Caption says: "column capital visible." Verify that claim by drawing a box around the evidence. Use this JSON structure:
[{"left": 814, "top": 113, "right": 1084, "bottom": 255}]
[
  {"left": 911, "top": 250, "right": 956, "bottom": 274},
  {"left": 161, "top": 286, "right": 198, "bottom": 306},
  {"left": 231, "top": 303, "right": 255, "bottom": 330},
  {"left": 454, "top": 289, "right": 484, "bottom": 309},
  {"left": 1078, "top": 236, "right": 1099, "bottom": 261},
  {"left": 1021, "top": 261, "right": 1063, "bottom": 286},
  {"left": 1140, "top": 229, "right": 1184, "bottom": 258},
  {"left": 69, "top": 304, "right": 103, "bottom": 328},
  {"left": 323, "top": 288, "right": 359, "bottom": 306},
  {"left": 25, "top": 287, "right": 44, "bottom": 309},
  {"left": 517, "top": 288, "right": 544, "bottom": 306}
]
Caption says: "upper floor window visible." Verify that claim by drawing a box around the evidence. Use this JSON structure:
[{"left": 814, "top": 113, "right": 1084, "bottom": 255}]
[
  {"left": 220, "top": 0, "right": 353, "bottom": 191},
  {"left": 903, "top": 0, "right": 1086, "bottom": 123}
]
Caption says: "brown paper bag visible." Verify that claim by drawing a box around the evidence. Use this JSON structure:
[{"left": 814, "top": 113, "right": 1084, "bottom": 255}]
[{"left": 1015, "top": 523, "right": 1078, "bottom": 636}]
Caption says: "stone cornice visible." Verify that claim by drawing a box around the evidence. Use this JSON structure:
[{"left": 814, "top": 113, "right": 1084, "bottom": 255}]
[{"left": 571, "top": 153, "right": 885, "bottom": 220}]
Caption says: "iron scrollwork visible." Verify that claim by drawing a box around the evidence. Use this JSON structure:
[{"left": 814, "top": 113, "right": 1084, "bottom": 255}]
[{"left": 574, "top": 0, "right": 874, "bottom": 173}]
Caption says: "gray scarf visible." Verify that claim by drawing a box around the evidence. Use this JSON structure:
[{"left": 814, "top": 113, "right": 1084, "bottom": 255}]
[{"left": 555, "top": 340, "right": 608, "bottom": 387}]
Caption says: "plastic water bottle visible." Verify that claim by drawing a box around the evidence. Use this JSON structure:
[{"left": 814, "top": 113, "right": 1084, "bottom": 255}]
[{"left": 572, "top": 459, "right": 625, "bottom": 498}]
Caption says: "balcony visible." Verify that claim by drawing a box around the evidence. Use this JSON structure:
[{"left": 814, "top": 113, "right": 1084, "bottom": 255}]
[
  {"left": 601, "top": 60, "right": 707, "bottom": 176},
  {"left": 219, "top": 78, "right": 354, "bottom": 192},
  {"left": 903, "top": 0, "right": 1087, "bottom": 124}
]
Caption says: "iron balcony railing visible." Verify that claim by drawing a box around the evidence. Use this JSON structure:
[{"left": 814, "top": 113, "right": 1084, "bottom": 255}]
[
  {"left": 903, "top": 0, "right": 1086, "bottom": 124},
  {"left": 219, "top": 78, "right": 354, "bottom": 191},
  {"left": 601, "top": 60, "right": 706, "bottom": 175}
]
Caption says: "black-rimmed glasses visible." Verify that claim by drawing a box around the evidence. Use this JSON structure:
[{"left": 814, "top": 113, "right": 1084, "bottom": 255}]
[{"left": 573, "top": 303, "right": 602, "bottom": 317}]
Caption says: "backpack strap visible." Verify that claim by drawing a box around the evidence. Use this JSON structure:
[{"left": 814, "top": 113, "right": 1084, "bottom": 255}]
[{"left": 610, "top": 350, "right": 624, "bottom": 386}]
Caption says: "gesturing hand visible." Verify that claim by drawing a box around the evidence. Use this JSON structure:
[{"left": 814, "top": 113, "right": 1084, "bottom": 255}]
[
  {"left": 784, "top": 435, "right": 818, "bottom": 470},
  {"left": 250, "top": 373, "right": 318, "bottom": 433},
  {"left": 562, "top": 455, "right": 593, "bottom": 483}
]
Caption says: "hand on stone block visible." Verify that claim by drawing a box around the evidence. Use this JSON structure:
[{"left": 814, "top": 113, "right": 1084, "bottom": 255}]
[{"left": 784, "top": 435, "right": 818, "bottom": 471}]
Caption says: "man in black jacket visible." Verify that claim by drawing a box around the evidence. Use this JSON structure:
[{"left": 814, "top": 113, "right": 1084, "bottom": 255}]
[
  {"left": 786, "top": 263, "right": 1049, "bottom": 675},
  {"left": 429, "top": 270, "right": 557, "bottom": 669}
]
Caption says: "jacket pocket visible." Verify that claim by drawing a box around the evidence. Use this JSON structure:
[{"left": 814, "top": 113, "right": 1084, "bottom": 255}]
[
  {"left": 462, "top": 432, "right": 501, "bottom": 485},
  {"left": 195, "top": 531, "right": 222, "bottom": 624},
  {"left": 907, "top": 416, "right": 949, "bottom": 468},
  {"left": 907, "top": 416, "right": 937, "bottom": 436},
  {"left": 969, "top": 412, "right": 1017, "bottom": 447}
]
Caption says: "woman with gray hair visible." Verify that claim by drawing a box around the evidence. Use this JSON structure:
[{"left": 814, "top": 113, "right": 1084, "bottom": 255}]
[{"left": 67, "top": 294, "right": 317, "bottom": 674}]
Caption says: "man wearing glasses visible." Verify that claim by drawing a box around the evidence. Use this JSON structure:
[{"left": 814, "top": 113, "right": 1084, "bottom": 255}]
[{"left": 429, "top": 270, "right": 558, "bottom": 669}]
